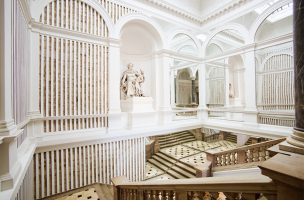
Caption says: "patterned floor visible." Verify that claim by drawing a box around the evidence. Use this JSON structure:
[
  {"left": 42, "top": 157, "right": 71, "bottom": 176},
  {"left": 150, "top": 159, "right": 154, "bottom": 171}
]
[
  {"left": 145, "top": 140, "right": 237, "bottom": 180},
  {"left": 53, "top": 187, "right": 100, "bottom": 200}
]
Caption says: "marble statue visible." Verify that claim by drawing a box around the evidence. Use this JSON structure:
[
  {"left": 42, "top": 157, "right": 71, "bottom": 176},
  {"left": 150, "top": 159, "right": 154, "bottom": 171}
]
[{"left": 120, "top": 63, "right": 145, "bottom": 99}]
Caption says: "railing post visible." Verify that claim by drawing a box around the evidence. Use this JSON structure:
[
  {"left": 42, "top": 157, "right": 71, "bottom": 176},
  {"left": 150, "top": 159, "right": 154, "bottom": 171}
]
[
  {"left": 112, "top": 176, "right": 129, "bottom": 200},
  {"left": 205, "top": 152, "right": 215, "bottom": 167},
  {"left": 237, "top": 150, "right": 246, "bottom": 164},
  {"left": 175, "top": 191, "right": 187, "bottom": 200}
]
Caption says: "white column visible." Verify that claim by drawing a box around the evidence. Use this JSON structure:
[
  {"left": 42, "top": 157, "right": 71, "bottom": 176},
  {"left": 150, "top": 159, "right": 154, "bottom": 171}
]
[
  {"left": 198, "top": 64, "right": 208, "bottom": 120},
  {"left": 0, "top": 0, "right": 19, "bottom": 191},
  {"left": 170, "top": 70, "right": 177, "bottom": 107},
  {"left": 0, "top": 0, "right": 15, "bottom": 135},
  {"left": 224, "top": 60, "right": 230, "bottom": 107},
  {"left": 108, "top": 39, "right": 122, "bottom": 129},
  {"left": 156, "top": 52, "right": 172, "bottom": 124},
  {"left": 27, "top": 32, "right": 43, "bottom": 136},
  {"left": 243, "top": 50, "right": 258, "bottom": 123}
]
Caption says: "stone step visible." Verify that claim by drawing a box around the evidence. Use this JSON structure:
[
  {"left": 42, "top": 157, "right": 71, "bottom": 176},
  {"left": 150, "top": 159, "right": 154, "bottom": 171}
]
[
  {"left": 42, "top": 184, "right": 113, "bottom": 200},
  {"left": 158, "top": 134, "right": 195, "bottom": 143},
  {"left": 98, "top": 184, "right": 114, "bottom": 200},
  {"left": 148, "top": 158, "right": 171, "bottom": 172},
  {"left": 158, "top": 132, "right": 194, "bottom": 142},
  {"left": 150, "top": 153, "right": 196, "bottom": 179},
  {"left": 225, "top": 134, "right": 237, "bottom": 143},
  {"left": 157, "top": 152, "right": 196, "bottom": 175},
  {"left": 159, "top": 138, "right": 196, "bottom": 148}
]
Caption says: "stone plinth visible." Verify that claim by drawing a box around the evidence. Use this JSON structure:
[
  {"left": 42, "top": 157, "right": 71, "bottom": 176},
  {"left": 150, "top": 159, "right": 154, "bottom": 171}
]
[{"left": 121, "top": 97, "right": 154, "bottom": 113}]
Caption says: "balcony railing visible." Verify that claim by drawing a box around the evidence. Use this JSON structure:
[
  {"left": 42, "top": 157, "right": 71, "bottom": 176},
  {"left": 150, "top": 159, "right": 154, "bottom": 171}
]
[
  {"left": 112, "top": 175, "right": 277, "bottom": 200},
  {"left": 205, "top": 138, "right": 286, "bottom": 168}
]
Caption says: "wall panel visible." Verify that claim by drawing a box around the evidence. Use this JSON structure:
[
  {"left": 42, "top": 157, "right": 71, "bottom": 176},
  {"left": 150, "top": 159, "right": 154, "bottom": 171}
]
[{"left": 34, "top": 137, "right": 146, "bottom": 199}]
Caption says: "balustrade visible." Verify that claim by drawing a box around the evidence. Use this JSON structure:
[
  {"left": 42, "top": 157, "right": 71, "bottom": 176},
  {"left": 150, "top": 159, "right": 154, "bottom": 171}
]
[
  {"left": 206, "top": 138, "right": 285, "bottom": 167},
  {"left": 112, "top": 175, "right": 277, "bottom": 200}
]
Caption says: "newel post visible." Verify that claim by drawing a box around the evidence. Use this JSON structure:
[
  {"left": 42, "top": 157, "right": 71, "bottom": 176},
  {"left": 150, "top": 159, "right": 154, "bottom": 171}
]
[
  {"left": 205, "top": 152, "right": 215, "bottom": 167},
  {"left": 112, "top": 176, "right": 128, "bottom": 200}
]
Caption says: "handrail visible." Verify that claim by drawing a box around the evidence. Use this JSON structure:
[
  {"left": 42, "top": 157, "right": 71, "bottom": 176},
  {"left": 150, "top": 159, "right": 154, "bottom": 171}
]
[
  {"left": 112, "top": 175, "right": 277, "bottom": 200},
  {"left": 208, "top": 137, "right": 285, "bottom": 155},
  {"left": 206, "top": 138, "right": 286, "bottom": 167}
]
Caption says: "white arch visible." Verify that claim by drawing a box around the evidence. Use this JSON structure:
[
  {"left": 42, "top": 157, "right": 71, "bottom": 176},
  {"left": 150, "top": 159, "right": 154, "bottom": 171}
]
[
  {"left": 205, "top": 41, "right": 224, "bottom": 57},
  {"left": 31, "top": 0, "right": 115, "bottom": 37},
  {"left": 166, "top": 29, "right": 202, "bottom": 56},
  {"left": 113, "top": 13, "right": 165, "bottom": 49},
  {"left": 249, "top": 0, "right": 292, "bottom": 43},
  {"left": 202, "top": 23, "right": 249, "bottom": 57}
]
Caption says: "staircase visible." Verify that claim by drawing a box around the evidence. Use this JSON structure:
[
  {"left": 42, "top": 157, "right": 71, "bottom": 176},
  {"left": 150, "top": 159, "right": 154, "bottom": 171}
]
[
  {"left": 225, "top": 133, "right": 237, "bottom": 143},
  {"left": 157, "top": 131, "right": 196, "bottom": 149},
  {"left": 44, "top": 183, "right": 113, "bottom": 200},
  {"left": 147, "top": 151, "right": 197, "bottom": 179},
  {"left": 245, "top": 137, "right": 254, "bottom": 145}
]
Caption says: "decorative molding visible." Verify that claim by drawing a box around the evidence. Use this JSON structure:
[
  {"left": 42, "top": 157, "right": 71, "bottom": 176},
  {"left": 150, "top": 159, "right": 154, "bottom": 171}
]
[
  {"left": 143, "top": 0, "right": 201, "bottom": 23},
  {"left": 142, "top": 0, "right": 249, "bottom": 26},
  {"left": 30, "top": 22, "right": 110, "bottom": 46}
]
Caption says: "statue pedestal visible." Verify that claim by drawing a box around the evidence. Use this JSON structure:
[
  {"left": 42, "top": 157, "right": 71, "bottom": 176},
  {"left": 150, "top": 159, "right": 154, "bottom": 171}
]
[
  {"left": 120, "top": 97, "right": 156, "bottom": 128},
  {"left": 121, "top": 97, "right": 154, "bottom": 113}
]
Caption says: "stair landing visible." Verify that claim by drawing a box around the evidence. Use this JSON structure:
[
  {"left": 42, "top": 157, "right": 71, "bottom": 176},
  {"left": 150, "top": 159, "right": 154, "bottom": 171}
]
[{"left": 42, "top": 184, "right": 113, "bottom": 200}]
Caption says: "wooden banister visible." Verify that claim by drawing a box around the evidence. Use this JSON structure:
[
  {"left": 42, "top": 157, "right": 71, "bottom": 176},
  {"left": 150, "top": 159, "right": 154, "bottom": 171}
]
[
  {"left": 206, "top": 138, "right": 286, "bottom": 167},
  {"left": 112, "top": 175, "right": 276, "bottom": 200}
]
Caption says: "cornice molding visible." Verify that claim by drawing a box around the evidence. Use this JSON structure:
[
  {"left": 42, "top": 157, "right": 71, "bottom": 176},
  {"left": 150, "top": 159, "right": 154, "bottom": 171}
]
[
  {"left": 142, "top": 0, "right": 248, "bottom": 25},
  {"left": 144, "top": 0, "right": 201, "bottom": 23},
  {"left": 200, "top": 0, "right": 247, "bottom": 25}
]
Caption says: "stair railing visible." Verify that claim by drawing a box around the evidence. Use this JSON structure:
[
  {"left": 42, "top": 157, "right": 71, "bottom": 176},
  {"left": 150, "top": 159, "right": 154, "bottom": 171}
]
[
  {"left": 205, "top": 138, "right": 286, "bottom": 167},
  {"left": 112, "top": 174, "right": 277, "bottom": 200}
]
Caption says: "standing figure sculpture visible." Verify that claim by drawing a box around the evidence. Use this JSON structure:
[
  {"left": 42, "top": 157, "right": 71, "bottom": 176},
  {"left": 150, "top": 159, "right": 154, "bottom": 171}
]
[{"left": 120, "top": 63, "right": 145, "bottom": 99}]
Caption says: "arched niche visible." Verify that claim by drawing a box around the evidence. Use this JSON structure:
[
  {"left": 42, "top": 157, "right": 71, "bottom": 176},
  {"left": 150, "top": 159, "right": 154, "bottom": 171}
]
[
  {"left": 176, "top": 69, "right": 191, "bottom": 106},
  {"left": 227, "top": 55, "right": 245, "bottom": 106},
  {"left": 255, "top": 2, "right": 293, "bottom": 42},
  {"left": 175, "top": 69, "right": 199, "bottom": 107},
  {"left": 120, "top": 20, "right": 162, "bottom": 103}
]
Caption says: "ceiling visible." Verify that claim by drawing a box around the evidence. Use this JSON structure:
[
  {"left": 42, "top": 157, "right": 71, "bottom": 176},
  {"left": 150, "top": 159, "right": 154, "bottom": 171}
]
[{"left": 160, "top": 0, "right": 236, "bottom": 17}]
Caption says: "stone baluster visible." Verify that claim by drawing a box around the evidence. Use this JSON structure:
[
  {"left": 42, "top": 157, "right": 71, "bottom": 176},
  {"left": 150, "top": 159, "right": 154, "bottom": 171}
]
[
  {"left": 247, "top": 149, "right": 253, "bottom": 163},
  {"left": 252, "top": 147, "right": 259, "bottom": 162},
  {"left": 231, "top": 151, "right": 236, "bottom": 165},
  {"left": 226, "top": 153, "right": 231, "bottom": 165},
  {"left": 259, "top": 146, "right": 266, "bottom": 161},
  {"left": 222, "top": 154, "right": 226, "bottom": 166},
  {"left": 152, "top": 190, "right": 157, "bottom": 200}
]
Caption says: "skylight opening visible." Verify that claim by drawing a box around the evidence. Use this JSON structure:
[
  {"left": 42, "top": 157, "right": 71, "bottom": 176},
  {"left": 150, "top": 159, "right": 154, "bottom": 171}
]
[
  {"left": 268, "top": 3, "right": 293, "bottom": 23},
  {"left": 255, "top": 1, "right": 293, "bottom": 23},
  {"left": 255, "top": 0, "right": 279, "bottom": 14}
]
